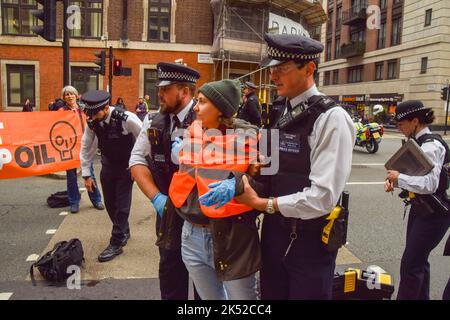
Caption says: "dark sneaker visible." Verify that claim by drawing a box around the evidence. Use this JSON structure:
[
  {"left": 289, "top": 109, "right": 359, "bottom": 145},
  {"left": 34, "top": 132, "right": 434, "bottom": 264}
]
[
  {"left": 121, "top": 233, "right": 131, "bottom": 247},
  {"left": 98, "top": 244, "right": 123, "bottom": 262},
  {"left": 94, "top": 202, "right": 105, "bottom": 210},
  {"left": 70, "top": 204, "right": 79, "bottom": 214}
]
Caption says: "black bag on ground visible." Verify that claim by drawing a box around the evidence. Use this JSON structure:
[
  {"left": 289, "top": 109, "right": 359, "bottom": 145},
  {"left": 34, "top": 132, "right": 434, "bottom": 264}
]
[
  {"left": 46, "top": 191, "right": 71, "bottom": 208},
  {"left": 30, "top": 239, "right": 84, "bottom": 286}
]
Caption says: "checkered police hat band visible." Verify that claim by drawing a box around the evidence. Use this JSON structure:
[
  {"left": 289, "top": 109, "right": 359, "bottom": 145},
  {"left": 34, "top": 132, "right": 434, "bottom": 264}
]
[
  {"left": 158, "top": 70, "right": 198, "bottom": 83},
  {"left": 268, "top": 46, "right": 320, "bottom": 60},
  {"left": 395, "top": 106, "right": 429, "bottom": 120},
  {"left": 85, "top": 98, "right": 109, "bottom": 110}
]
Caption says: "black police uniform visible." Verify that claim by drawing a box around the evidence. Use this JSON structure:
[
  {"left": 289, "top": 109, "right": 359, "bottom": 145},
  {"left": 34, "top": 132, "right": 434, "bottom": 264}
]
[
  {"left": 392, "top": 101, "right": 450, "bottom": 300},
  {"left": 237, "top": 82, "right": 261, "bottom": 127},
  {"left": 81, "top": 90, "right": 141, "bottom": 262},
  {"left": 259, "top": 34, "right": 348, "bottom": 300},
  {"left": 142, "top": 62, "right": 200, "bottom": 299}
]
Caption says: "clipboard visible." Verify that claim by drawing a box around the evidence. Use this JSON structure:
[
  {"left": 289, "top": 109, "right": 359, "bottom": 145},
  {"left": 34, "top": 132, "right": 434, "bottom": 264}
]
[{"left": 384, "top": 139, "right": 434, "bottom": 176}]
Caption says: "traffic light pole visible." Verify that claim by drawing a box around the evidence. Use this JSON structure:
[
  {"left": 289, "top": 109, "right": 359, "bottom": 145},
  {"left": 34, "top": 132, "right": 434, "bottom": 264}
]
[
  {"left": 109, "top": 46, "right": 113, "bottom": 104},
  {"left": 63, "top": 0, "right": 70, "bottom": 86},
  {"left": 445, "top": 80, "right": 450, "bottom": 135}
]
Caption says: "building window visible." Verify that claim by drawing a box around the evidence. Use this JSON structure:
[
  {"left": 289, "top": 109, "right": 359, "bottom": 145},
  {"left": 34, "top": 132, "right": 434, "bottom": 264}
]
[
  {"left": 332, "top": 70, "right": 339, "bottom": 85},
  {"left": 336, "top": 6, "right": 342, "bottom": 30},
  {"left": 380, "top": 0, "right": 387, "bottom": 10},
  {"left": 375, "top": 62, "right": 383, "bottom": 80},
  {"left": 348, "top": 65, "right": 363, "bottom": 83},
  {"left": 324, "top": 71, "right": 331, "bottom": 86},
  {"left": 391, "top": 17, "right": 401, "bottom": 46},
  {"left": 144, "top": 69, "right": 159, "bottom": 110},
  {"left": 350, "top": 29, "right": 365, "bottom": 42},
  {"left": 6, "top": 64, "right": 35, "bottom": 107},
  {"left": 228, "top": 7, "right": 264, "bottom": 41},
  {"left": 148, "top": 0, "right": 171, "bottom": 42},
  {"left": 393, "top": 0, "right": 402, "bottom": 4},
  {"left": 334, "top": 37, "right": 341, "bottom": 59},
  {"left": 424, "top": 9, "right": 432, "bottom": 27},
  {"left": 1, "top": 0, "right": 37, "bottom": 35},
  {"left": 387, "top": 60, "right": 398, "bottom": 79},
  {"left": 377, "top": 22, "right": 386, "bottom": 49},
  {"left": 420, "top": 57, "right": 428, "bottom": 74},
  {"left": 71, "top": 67, "right": 99, "bottom": 95},
  {"left": 69, "top": 0, "right": 103, "bottom": 38},
  {"left": 326, "top": 39, "right": 332, "bottom": 61}
]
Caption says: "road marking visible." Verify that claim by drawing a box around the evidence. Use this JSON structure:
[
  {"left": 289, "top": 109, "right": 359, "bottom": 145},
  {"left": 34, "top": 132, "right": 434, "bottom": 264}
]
[
  {"left": 46, "top": 229, "right": 57, "bottom": 235},
  {"left": 26, "top": 254, "right": 39, "bottom": 262},
  {"left": 346, "top": 182, "right": 385, "bottom": 185},
  {"left": 79, "top": 188, "right": 86, "bottom": 192},
  {"left": 352, "top": 163, "right": 385, "bottom": 166},
  {"left": 59, "top": 211, "right": 69, "bottom": 216},
  {"left": 0, "top": 292, "right": 13, "bottom": 300}
]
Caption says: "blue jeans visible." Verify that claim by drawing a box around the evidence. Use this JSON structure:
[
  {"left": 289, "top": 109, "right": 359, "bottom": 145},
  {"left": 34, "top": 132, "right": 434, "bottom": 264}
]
[
  {"left": 181, "top": 221, "right": 258, "bottom": 300},
  {"left": 66, "top": 163, "right": 102, "bottom": 206}
]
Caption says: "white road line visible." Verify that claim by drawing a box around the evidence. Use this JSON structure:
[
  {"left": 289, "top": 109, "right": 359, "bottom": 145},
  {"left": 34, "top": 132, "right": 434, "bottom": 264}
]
[
  {"left": 352, "top": 163, "right": 385, "bottom": 166},
  {"left": 46, "top": 229, "right": 57, "bottom": 235},
  {"left": 346, "top": 182, "right": 385, "bottom": 185},
  {"left": 26, "top": 254, "right": 39, "bottom": 262},
  {"left": 0, "top": 293, "right": 13, "bottom": 300},
  {"left": 59, "top": 211, "right": 69, "bottom": 216},
  {"left": 79, "top": 187, "right": 86, "bottom": 192}
]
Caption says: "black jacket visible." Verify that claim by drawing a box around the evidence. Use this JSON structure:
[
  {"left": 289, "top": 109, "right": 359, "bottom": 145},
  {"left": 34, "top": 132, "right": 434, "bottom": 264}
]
[{"left": 237, "top": 92, "right": 261, "bottom": 127}]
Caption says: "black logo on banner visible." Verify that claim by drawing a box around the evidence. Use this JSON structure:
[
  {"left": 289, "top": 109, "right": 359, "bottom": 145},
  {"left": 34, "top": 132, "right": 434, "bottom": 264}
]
[{"left": 49, "top": 121, "right": 77, "bottom": 161}]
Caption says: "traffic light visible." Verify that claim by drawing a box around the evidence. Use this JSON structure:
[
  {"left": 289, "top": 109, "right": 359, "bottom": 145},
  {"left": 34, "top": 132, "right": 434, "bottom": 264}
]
[
  {"left": 113, "top": 59, "right": 123, "bottom": 76},
  {"left": 31, "top": 0, "right": 56, "bottom": 42},
  {"left": 93, "top": 51, "right": 106, "bottom": 75},
  {"left": 441, "top": 86, "right": 449, "bottom": 101}
]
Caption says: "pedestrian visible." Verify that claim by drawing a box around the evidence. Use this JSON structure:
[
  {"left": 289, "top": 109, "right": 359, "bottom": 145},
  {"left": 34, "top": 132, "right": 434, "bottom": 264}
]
[
  {"left": 237, "top": 81, "right": 261, "bottom": 127},
  {"left": 116, "top": 97, "right": 126, "bottom": 110},
  {"left": 443, "top": 234, "right": 450, "bottom": 300},
  {"left": 129, "top": 62, "right": 201, "bottom": 300},
  {"left": 144, "top": 94, "right": 151, "bottom": 112},
  {"left": 60, "top": 85, "right": 104, "bottom": 214},
  {"left": 135, "top": 97, "right": 147, "bottom": 122},
  {"left": 208, "top": 34, "right": 355, "bottom": 299},
  {"left": 169, "top": 79, "right": 261, "bottom": 300},
  {"left": 385, "top": 100, "right": 450, "bottom": 300},
  {"left": 80, "top": 90, "right": 142, "bottom": 262},
  {"left": 22, "top": 98, "right": 33, "bottom": 112}
]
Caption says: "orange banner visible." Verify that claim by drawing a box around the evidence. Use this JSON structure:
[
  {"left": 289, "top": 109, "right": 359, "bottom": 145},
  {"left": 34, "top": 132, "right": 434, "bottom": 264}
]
[{"left": 0, "top": 111, "right": 86, "bottom": 179}]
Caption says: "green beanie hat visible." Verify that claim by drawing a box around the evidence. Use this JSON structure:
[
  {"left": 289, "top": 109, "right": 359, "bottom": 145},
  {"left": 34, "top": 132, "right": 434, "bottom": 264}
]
[{"left": 198, "top": 79, "right": 240, "bottom": 118}]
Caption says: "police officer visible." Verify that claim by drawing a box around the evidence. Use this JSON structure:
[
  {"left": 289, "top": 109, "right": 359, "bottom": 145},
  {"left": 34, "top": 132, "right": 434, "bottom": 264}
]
[
  {"left": 444, "top": 234, "right": 450, "bottom": 300},
  {"left": 237, "top": 81, "right": 261, "bottom": 127},
  {"left": 80, "top": 90, "right": 142, "bottom": 262},
  {"left": 231, "top": 34, "right": 355, "bottom": 299},
  {"left": 385, "top": 100, "right": 450, "bottom": 300},
  {"left": 129, "top": 62, "right": 200, "bottom": 300}
]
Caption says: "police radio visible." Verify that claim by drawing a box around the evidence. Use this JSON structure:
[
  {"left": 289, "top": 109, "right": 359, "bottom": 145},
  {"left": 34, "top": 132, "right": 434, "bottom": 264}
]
[{"left": 277, "top": 103, "right": 306, "bottom": 130}]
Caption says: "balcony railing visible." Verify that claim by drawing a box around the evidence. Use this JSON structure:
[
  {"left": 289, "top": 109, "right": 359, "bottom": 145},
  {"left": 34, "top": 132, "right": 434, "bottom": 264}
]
[
  {"left": 340, "top": 41, "right": 365, "bottom": 58},
  {"left": 342, "top": 6, "right": 367, "bottom": 25}
]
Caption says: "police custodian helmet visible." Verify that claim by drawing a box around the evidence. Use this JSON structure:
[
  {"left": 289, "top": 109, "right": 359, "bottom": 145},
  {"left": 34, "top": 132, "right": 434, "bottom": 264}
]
[
  {"left": 261, "top": 33, "right": 324, "bottom": 67},
  {"left": 81, "top": 90, "right": 110, "bottom": 117},
  {"left": 156, "top": 62, "right": 200, "bottom": 87}
]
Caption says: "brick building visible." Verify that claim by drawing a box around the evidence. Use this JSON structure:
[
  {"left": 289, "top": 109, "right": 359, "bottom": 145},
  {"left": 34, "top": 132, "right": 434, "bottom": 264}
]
[
  {"left": 0, "top": 0, "right": 327, "bottom": 112},
  {"left": 319, "top": 0, "right": 450, "bottom": 125}
]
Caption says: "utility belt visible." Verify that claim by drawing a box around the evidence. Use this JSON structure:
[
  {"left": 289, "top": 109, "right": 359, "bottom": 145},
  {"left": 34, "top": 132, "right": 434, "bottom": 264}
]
[
  {"left": 100, "top": 155, "right": 129, "bottom": 169},
  {"left": 280, "top": 191, "right": 350, "bottom": 256},
  {"left": 399, "top": 190, "right": 450, "bottom": 217}
]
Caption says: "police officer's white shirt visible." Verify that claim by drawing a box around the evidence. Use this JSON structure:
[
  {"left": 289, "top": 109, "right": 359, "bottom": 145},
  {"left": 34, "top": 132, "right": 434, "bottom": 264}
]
[
  {"left": 128, "top": 99, "right": 195, "bottom": 168},
  {"left": 277, "top": 84, "right": 356, "bottom": 220},
  {"left": 397, "top": 127, "right": 446, "bottom": 194},
  {"left": 80, "top": 106, "right": 142, "bottom": 177}
]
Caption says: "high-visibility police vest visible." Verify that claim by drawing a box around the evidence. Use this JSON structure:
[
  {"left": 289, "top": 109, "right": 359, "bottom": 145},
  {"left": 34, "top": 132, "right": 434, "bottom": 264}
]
[{"left": 169, "top": 120, "right": 258, "bottom": 218}]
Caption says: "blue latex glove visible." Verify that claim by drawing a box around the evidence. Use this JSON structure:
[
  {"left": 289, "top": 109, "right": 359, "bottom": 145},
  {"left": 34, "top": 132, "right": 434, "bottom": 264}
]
[
  {"left": 151, "top": 192, "right": 168, "bottom": 217},
  {"left": 171, "top": 137, "right": 183, "bottom": 163},
  {"left": 198, "top": 177, "right": 236, "bottom": 209}
]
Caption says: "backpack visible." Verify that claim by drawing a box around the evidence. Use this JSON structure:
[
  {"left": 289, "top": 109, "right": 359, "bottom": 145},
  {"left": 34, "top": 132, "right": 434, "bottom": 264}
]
[
  {"left": 46, "top": 191, "right": 73, "bottom": 208},
  {"left": 30, "top": 239, "right": 84, "bottom": 286}
]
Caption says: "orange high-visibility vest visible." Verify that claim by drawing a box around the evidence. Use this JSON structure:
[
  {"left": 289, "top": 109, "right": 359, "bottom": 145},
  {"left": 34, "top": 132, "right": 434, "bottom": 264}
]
[{"left": 169, "top": 120, "right": 258, "bottom": 218}]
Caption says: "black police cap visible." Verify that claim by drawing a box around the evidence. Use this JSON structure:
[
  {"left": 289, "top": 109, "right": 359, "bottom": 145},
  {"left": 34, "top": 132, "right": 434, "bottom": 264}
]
[
  {"left": 244, "top": 81, "right": 258, "bottom": 89},
  {"left": 80, "top": 90, "right": 110, "bottom": 116},
  {"left": 156, "top": 62, "right": 200, "bottom": 87},
  {"left": 394, "top": 100, "right": 432, "bottom": 122},
  {"left": 261, "top": 33, "right": 324, "bottom": 67}
]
